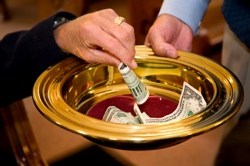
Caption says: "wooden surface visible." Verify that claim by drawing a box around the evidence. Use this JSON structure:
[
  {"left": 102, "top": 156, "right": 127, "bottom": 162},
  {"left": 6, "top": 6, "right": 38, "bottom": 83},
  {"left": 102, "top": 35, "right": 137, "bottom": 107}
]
[
  {"left": 0, "top": 101, "right": 48, "bottom": 166},
  {"left": 38, "top": 0, "right": 85, "bottom": 20},
  {"left": 0, "top": 0, "right": 10, "bottom": 20},
  {"left": 127, "top": 0, "right": 163, "bottom": 45}
]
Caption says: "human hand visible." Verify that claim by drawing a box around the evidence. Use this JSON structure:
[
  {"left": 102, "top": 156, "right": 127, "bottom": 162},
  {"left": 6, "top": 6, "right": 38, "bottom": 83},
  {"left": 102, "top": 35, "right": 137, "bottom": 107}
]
[
  {"left": 145, "top": 14, "right": 194, "bottom": 58},
  {"left": 54, "top": 9, "right": 137, "bottom": 69}
]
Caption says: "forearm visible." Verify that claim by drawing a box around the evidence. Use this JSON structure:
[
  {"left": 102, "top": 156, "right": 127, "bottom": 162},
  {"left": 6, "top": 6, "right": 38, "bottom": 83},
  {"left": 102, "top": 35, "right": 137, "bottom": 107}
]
[
  {"left": 158, "top": 0, "right": 211, "bottom": 35},
  {"left": 0, "top": 12, "right": 76, "bottom": 107}
]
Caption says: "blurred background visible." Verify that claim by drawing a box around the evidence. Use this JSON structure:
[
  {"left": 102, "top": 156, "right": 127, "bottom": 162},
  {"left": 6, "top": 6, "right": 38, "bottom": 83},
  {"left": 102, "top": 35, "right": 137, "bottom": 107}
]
[{"left": 0, "top": 0, "right": 249, "bottom": 165}]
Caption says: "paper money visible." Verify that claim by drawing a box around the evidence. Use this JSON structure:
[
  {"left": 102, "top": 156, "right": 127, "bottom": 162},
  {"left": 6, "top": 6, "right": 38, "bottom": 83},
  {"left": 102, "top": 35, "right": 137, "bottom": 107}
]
[
  {"left": 133, "top": 82, "right": 207, "bottom": 124},
  {"left": 102, "top": 82, "right": 207, "bottom": 124},
  {"left": 118, "top": 63, "right": 149, "bottom": 105},
  {"left": 102, "top": 106, "right": 140, "bottom": 124}
]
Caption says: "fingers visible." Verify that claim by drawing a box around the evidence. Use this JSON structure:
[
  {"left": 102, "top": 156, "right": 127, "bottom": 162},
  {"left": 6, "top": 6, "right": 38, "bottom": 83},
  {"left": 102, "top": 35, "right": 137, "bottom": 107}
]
[
  {"left": 90, "top": 9, "right": 136, "bottom": 68},
  {"left": 144, "top": 14, "right": 193, "bottom": 59},
  {"left": 63, "top": 9, "right": 136, "bottom": 68},
  {"left": 154, "top": 42, "right": 178, "bottom": 58},
  {"left": 101, "top": 21, "right": 136, "bottom": 68},
  {"left": 148, "top": 39, "right": 178, "bottom": 58},
  {"left": 79, "top": 48, "right": 122, "bottom": 67},
  {"left": 76, "top": 27, "right": 135, "bottom": 68},
  {"left": 145, "top": 27, "right": 178, "bottom": 58},
  {"left": 56, "top": 9, "right": 137, "bottom": 68}
]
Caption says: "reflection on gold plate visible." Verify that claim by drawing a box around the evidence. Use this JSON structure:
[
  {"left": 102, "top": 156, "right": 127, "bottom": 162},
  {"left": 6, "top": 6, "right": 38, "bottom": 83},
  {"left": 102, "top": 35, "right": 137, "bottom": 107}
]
[{"left": 33, "top": 46, "right": 243, "bottom": 150}]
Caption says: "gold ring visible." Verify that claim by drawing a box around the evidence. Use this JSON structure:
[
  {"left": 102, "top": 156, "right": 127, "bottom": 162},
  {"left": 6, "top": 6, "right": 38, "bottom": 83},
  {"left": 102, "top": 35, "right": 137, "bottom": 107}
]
[{"left": 114, "top": 16, "right": 126, "bottom": 26}]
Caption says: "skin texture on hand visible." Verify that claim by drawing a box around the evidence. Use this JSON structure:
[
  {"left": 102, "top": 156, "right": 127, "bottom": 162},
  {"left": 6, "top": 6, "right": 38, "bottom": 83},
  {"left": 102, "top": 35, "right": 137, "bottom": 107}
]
[
  {"left": 145, "top": 14, "right": 194, "bottom": 58},
  {"left": 53, "top": 9, "right": 137, "bottom": 69}
]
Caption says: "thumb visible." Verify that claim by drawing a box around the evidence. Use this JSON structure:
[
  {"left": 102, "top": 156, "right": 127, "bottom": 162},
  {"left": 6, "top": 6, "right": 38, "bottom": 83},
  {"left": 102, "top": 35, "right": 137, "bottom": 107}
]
[
  {"left": 146, "top": 35, "right": 178, "bottom": 58},
  {"left": 145, "top": 29, "right": 178, "bottom": 58},
  {"left": 144, "top": 34, "right": 151, "bottom": 47},
  {"left": 154, "top": 42, "right": 178, "bottom": 58}
]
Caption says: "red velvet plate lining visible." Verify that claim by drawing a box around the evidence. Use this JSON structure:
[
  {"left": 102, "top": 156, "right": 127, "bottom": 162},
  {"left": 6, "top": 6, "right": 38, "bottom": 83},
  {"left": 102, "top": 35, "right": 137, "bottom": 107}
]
[{"left": 86, "top": 95, "right": 178, "bottom": 120}]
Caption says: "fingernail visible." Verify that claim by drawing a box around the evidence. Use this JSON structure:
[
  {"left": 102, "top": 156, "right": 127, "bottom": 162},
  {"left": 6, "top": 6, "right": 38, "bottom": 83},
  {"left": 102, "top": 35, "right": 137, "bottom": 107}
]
[
  {"left": 167, "top": 49, "right": 176, "bottom": 58},
  {"left": 131, "top": 59, "right": 137, "bottom": 68}
]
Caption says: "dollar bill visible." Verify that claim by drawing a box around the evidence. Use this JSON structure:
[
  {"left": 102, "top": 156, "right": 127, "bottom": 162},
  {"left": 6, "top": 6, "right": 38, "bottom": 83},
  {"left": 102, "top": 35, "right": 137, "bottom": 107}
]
[
  {"left": 102, "top": 106, "right": 140, "bottom": 124},
  {"left": 118, "top": 63, "right": 149, "bottom": 105},
  {"left": 133, "top": 82, "right": 207, "bottom": 124},
  {"left": 102, "top": 82, "right": 206, "bottom": 124}
]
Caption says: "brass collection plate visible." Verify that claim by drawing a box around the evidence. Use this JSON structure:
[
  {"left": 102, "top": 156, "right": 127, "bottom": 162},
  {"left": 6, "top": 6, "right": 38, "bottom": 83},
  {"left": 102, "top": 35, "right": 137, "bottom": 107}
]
[{"left": 33, "top": 46, "right": 243, "bottom": 150}]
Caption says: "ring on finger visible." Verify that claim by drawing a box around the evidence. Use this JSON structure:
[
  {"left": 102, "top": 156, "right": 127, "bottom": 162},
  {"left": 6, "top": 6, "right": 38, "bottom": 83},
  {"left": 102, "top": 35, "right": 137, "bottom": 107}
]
[{"left": 114, "top": 16, "right": 126, "bottom": 26}]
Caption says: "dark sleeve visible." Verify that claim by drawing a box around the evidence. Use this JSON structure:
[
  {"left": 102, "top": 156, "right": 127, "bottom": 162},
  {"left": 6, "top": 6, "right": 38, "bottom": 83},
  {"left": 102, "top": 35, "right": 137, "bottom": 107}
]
[{"left": 0, "top": 11, "right": 76, "bottom": 107}]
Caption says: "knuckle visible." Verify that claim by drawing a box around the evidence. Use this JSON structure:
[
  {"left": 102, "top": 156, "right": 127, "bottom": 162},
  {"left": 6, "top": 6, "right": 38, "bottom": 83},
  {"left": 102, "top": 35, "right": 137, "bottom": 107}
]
[
  {"left": 120, "top": 31, "right": 128, "bottom": 40},
  {"left": 127, "top": 25, "right": 134, "bottom": 34},
  {"left": 105, "top": 8, "right": 116, "bottom": 15},
  {"left": 108, "top": 39, "right": 119, "bottom": 50},
  {"left": 119, "top": 31, "right": 130, "bottom": 42}
]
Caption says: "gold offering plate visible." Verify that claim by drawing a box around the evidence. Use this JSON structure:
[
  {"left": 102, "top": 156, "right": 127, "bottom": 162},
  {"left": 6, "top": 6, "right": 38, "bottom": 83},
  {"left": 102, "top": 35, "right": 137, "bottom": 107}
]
[{"left": 33, "top": 46, "right": 243, "bottom": 150}]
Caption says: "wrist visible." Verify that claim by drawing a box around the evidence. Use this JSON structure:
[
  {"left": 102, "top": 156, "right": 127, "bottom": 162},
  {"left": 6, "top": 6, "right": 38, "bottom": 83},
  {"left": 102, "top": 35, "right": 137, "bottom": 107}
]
[
  {"left": 53, "top": 17, "right": 72, "bottom": 54},
  {"left": 53, "top": 16, "right": 72, "bottom": 29},
  {"left": 158, "top": 0, "right": 210, "bottom": 36}
]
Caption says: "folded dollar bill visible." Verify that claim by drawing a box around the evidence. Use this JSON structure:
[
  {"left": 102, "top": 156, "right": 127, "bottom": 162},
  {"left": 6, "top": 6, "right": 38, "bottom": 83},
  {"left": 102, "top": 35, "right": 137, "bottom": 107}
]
[{"left": 118, "top": 63, "right": 149, "bottom": 105}]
